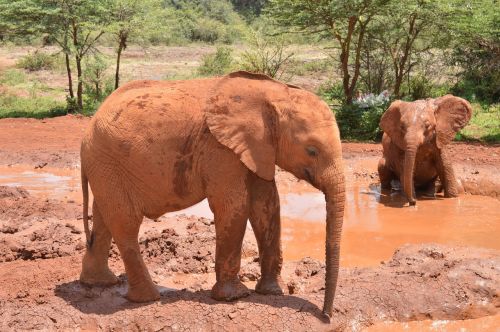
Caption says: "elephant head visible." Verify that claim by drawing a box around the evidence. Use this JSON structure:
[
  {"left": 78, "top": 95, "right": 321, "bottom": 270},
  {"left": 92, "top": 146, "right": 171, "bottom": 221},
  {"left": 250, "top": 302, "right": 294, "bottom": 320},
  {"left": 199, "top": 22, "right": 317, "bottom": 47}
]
[
  {"left": 206, "top": 71, "right": 345, "bottom": 316},
  {"left": 380, "top": 95, "right": 472, "bottom": 204}
]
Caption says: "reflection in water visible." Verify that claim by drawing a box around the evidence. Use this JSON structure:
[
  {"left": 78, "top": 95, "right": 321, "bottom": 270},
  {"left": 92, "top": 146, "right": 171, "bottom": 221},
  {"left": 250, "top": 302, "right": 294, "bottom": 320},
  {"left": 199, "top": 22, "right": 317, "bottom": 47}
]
[
  {"left": 1, "top": 165, "right": 499, "bottom": 269},
  {"left": 283, "top": 183, "right": 500, "bottom": 267}
]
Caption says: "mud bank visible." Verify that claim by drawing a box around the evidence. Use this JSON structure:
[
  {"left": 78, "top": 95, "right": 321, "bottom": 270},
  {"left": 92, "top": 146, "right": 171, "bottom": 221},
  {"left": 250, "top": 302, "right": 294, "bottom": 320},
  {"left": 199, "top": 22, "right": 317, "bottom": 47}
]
[{"left": 0, "top": 215, "right": 498, "bottom": 331}]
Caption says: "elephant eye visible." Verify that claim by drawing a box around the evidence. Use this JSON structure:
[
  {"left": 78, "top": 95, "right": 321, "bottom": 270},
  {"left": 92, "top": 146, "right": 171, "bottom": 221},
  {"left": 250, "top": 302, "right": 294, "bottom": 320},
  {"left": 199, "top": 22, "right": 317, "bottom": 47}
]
[{"left": 306, "top": 146, "right": 318, "bottom": 157}]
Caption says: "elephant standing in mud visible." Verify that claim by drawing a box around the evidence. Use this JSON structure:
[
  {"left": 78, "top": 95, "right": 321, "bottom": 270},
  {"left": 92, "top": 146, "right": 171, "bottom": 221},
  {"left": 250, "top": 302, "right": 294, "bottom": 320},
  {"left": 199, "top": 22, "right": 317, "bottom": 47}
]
[
  {"left": 79, "top": 71, "right": 345, "bottom": 316},
  {"left": 378, "top": 95, "right": 472, "bottom": 205}
]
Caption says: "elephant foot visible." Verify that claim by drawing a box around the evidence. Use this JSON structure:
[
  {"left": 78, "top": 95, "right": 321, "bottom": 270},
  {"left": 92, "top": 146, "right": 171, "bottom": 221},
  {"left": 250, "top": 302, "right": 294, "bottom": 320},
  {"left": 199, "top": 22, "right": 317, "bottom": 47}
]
[
  {"left": 126, "top": 282, "right": 160, "bottom": 303},
  {"left": 255, "top": 277, "right": 284, "bottom": 295},
  {"left": 211, "top": 278, "right": 250, "bottom": 301},
  {"left": 80, "top": 263, "right": 119, "bottom": 287}
]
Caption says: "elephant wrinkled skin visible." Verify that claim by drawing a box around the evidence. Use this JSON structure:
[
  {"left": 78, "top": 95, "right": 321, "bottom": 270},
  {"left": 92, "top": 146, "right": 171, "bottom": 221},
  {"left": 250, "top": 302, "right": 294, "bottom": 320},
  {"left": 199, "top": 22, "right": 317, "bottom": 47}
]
[
  {"left": 79, "top": 71, "right": 345, "bottom": 316},
  {"left": 378, "top": 95, "right": 472, "bottom": 205}
]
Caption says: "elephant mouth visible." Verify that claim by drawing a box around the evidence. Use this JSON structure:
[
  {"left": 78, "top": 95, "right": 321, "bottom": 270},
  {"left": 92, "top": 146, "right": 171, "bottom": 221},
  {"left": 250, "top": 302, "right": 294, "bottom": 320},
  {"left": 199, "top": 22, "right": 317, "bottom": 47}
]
[{"left": 304, "top": 167, "right": 315, "bottom": 185}]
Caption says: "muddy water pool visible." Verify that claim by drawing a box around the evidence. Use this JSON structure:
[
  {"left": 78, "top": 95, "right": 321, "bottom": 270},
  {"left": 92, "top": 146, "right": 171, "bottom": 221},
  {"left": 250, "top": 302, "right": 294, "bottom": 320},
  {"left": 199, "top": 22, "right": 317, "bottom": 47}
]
[{"left": 1, "top": 165, "right": 499, "bottom": 268}]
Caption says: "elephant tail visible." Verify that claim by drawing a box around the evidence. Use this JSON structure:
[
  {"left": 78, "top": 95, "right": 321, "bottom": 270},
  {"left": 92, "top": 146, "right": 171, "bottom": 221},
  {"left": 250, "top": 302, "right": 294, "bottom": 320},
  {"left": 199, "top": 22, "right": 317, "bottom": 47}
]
[{"left": 81, "top": 168, "right": 93, "bottom": 248}]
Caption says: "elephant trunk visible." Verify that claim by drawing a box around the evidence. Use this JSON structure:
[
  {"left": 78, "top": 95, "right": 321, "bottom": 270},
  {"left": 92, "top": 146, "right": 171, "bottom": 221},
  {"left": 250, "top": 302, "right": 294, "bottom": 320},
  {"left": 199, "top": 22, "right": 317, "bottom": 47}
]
[
  {"left": 403, "top": 144, "right": 418, "bottom": 205},
  {"left": 322, "top": 161, "right": 346, "bottom": 317}
]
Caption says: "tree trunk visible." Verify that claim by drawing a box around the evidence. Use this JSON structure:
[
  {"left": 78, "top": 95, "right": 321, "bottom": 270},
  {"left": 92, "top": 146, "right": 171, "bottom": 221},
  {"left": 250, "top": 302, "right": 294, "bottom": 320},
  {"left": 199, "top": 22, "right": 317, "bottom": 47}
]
[
  {"left": 64, "top": 52, "right": 74, "bottom": 100},
  {"left": 394, "top": 70, "right": 403, "bottom": 98},
  {"left": 115, "top": 33, "right": 127, "bottom": 90},
  {"left": 76, "top": 54, "right": 83, "bottom": 111}
]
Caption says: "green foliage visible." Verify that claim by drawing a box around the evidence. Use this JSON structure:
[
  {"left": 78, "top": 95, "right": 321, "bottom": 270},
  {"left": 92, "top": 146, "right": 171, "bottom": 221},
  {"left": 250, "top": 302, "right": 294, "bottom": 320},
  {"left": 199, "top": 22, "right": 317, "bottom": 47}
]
[
  {"left": 291, "top": 58, "right": 332, "bottom": 76},
  {"left": 408, "top": 75, "right": 433, "bottom": 100},
  {"left": 336, "top": 92, "right": 391, "bottom": 141},
  {"left": 0, "top": 69, "right": 27, "bottom": 85},
  {"left": 143, "top": 0, "right": 247, "bottom": 45},
  {"left": 0, "top": 93, "right": 66, "bottom": 119},
  {"left": 239, "top": 30, "right": 294, "bottom": 79},
  {"left": 197, "top": 47, "right": 234, "bottom": 76},
  {"left": 320, "top": 81, "right": 390, "bottom": 140},
  {"left": 16, "top": 51, "right": 55, "bottom": 71},
  {"left": 447, "top": 0, "right": 500, "bottom": 103},
  {"left": 82, "top": 54, "right": 114, "bottom": 114},
  {"left": 458, "top": 103, "right": 500, "bottom": 143},
  {"left": 451, "top": 40, "right": 500, "bottom": 103},
  {"left": 231, "top": 0, "right": 268, "bottom": 21}
]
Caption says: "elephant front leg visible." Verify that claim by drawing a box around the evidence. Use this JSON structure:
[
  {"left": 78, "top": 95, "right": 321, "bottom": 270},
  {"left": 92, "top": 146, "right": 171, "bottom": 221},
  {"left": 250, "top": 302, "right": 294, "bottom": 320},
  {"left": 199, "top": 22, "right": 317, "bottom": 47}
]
[
  {"left": 378, "top": 157, "right": 395, "bottom": 190},
  {"left": 248, "top": 175, "right": 283, "bottom": 295},
  {"left": 436, "top": 148, "right": 460, "bottom": 197},
  {"left": 209, "top": 195, "right": 250, "bottom": 301}
]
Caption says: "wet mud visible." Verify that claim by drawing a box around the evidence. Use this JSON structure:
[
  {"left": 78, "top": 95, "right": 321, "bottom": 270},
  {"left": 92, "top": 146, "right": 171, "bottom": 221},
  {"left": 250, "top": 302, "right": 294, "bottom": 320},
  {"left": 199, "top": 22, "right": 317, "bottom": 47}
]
[{"left": 0, "top": 116, "right": 499, "bottom": 331}]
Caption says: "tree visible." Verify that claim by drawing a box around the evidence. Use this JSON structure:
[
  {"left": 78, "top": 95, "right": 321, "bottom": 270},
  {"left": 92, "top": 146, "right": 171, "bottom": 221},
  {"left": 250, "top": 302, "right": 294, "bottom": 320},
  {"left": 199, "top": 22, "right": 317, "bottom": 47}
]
[
  {"left": 266, "top": 0, "right": 390, "bottom": 104},
  {"left": 108, "top": 0, "right": 154, "bottom": 89},
  {"left": 367, "top": 0, "right": 450, "bottom": 97},
  {"left": 448, "top": 0, "right": 500, "bottom": 103},
  {"left": 0, "top": 0, "right": 109, "bottom": 112},
  {"left": 231, "top": 0, "right": 268, "bottom": 20}
]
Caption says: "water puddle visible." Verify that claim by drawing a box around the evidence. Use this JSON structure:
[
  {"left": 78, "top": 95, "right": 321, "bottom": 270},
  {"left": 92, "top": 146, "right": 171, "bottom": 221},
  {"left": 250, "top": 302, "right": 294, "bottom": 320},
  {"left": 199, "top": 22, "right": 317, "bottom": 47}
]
[
  {"left": 282, "top": 184, "right": 500, "bottom": 267},
  {"left": 1, "top": 164, "right": 499, "bottom": 268},
  {"left": 365, "top": 313, "right": 500, "bottom": 332},
  {"left": 0, "top": 165, "right": 80, "bottom": 201}
]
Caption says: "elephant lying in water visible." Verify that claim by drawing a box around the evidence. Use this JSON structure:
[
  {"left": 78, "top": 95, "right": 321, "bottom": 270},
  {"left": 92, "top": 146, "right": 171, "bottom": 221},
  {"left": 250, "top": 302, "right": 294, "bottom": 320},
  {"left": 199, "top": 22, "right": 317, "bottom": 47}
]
[
  {"left": 79, "top": 71, "right": 345, "bottom": 316},
  {"left": 378, "top": 95, "right": 472, "bottom": 205}
]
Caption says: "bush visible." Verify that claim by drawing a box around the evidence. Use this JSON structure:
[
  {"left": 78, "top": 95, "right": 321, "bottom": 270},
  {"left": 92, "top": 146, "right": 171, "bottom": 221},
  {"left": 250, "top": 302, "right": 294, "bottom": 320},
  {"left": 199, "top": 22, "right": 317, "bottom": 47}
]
[
  {"left": 239, "top": 30, "right": 294, "bottom": 80},
  {"left": 318, "top": 81, "right": 344, "bottom": 106},
  {"left": 82, "top": 55, "right": 114, "bottom": 115},
  {"left": 16, "top": 51, "right": 54, "bottom": 71},
  {"left": 197, "top": 46, "right": 234, "bottom": 76},
  {"left": 334, "top": 92, "right": 391, "bottom": 141},
  {"left": 408, "top": 75, "right": 433, "bottom": 100},
  {"left": 451, "top": 39, "right": 500, "bottom": 104}
]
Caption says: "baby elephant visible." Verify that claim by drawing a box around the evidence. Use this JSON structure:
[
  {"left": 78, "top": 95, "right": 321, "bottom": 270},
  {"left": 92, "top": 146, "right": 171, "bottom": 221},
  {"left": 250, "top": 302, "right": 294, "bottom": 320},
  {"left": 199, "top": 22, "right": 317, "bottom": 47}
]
[
  {"left": 79, "top": 71, "right": 345, "bottom": 317},
  {"left": 378, "top": 95, "right": 472, "bottom": 205}
]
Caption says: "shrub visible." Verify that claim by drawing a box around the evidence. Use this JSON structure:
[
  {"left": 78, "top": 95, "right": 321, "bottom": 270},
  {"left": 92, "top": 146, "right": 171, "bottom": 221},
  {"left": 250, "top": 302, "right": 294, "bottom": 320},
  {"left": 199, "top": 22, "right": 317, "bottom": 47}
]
[
  {"left": 16, "top": 51, "right": 54, "bottom": 71},
  {"left": 451, "top": 38, "right": 500, "bottom": 104},
  {"left": 197, "top": 46, "right": 234, "bottom": 76},
  {"left": 239, "top": 30, "right": 294, "bottom": 80},
  {"left": 335, "top": 91, "right": 391, "bottom": 141},
  {"left": 82, "top": 55, "right": 114, "bottom": 115},
  {"left": 408, "top": 75, "right": 433, "bottom": 100}
]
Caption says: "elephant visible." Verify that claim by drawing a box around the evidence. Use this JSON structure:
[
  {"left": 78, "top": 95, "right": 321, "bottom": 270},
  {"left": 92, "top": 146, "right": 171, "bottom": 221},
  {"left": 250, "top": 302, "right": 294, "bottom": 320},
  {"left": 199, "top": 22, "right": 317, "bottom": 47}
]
[
  {"left": 79, "top": 71, "right": 345, "bottom": 317},
  {"left": 378, "top": 95, "right": 472, "bottom": 205}
]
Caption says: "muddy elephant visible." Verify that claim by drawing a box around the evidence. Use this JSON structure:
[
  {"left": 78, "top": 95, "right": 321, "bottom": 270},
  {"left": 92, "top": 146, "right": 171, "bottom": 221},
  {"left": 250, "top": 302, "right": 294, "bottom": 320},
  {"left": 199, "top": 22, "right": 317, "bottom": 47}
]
[
  {"left": 378, "top": 95, "right": 472, "bottom": 205},
  {"left": 79, "top": 71, "right": 345, "bottom": 316}
]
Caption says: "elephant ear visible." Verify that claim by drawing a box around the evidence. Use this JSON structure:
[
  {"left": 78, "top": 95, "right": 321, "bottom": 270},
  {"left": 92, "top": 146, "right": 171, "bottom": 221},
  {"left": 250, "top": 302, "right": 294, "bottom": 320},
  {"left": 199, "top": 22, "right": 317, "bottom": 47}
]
[
  {"left": 205, "top": 71, "right": 289, "bottom": 181},
  {"left": 434, "top": 95, "right": 472, "bottom": 148},
  {"left": 380, "top": 100, "right": 405, "bottom": 149}
]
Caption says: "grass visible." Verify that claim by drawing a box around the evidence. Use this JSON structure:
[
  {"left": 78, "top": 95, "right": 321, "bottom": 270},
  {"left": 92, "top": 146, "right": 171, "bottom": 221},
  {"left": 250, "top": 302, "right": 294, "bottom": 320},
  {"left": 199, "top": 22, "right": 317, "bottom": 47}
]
[
  {"left": 0, "top": 93, "right": 66, "bottom": 119},
  {"left": 0, "top": 68, "right": 27, "bottom": 85},
  {"left": 457, "top": 103, "right": 500, "bottom": 143}
]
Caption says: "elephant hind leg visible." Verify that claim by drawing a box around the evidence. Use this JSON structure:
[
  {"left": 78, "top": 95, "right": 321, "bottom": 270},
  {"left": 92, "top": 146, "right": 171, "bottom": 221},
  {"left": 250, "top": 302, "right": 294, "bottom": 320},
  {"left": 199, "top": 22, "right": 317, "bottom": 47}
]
[
  {"left": 92, "top": 197, "right": 159, "bottom": 303},
  {"left": 109, "top": 213, "right": 159, "bottom": 302},
  {"left": 378, "top": 157, "right": 395, "bottom": 190},
  {"left": 80, "top": 201, "right": 118, "bottom": 287}
]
